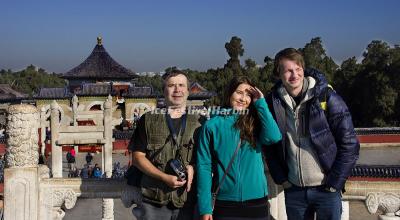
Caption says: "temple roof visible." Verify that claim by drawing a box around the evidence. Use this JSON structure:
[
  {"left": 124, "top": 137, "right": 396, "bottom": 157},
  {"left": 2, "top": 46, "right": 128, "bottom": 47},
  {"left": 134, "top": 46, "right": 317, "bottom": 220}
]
[
  {"left": 188, "top": 82, "right": 216, "bottom": 99},
  {"left": 62, "top": 37, "right": 137, "bottom": 80},
  {"left": 34, "top": 83, "right": 157, "bottom": 99},
  {"left": 76, "top": 84, "right": 113, "bottom": 96},
  {"left": 0, "top": 84, "right": 28, "bottom": 101},
  {"left": 34, "top": 87, "right": 71, "bottom": 99},
  {"left": 124, "top": 86, "right": 157, "bottom": 98}
]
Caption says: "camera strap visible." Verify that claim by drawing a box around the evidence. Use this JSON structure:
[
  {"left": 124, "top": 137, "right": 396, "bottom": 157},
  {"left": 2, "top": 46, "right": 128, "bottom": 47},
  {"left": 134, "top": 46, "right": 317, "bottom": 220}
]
[
  {"left": 212, "top": 139, "right": 242, "bottom": 210},
  {"left": 165, "top": 112, "right": 187, "bottom": 149}
]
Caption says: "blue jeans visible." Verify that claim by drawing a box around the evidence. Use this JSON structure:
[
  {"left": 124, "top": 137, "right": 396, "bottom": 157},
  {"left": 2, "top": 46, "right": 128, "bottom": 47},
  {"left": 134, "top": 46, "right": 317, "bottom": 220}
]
[{"left": 284, "top": 185, "right": 342, "bottom": 220}]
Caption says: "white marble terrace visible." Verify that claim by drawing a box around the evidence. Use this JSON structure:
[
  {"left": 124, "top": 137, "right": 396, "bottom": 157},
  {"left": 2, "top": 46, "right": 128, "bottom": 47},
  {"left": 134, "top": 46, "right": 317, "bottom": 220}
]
[{"left": 3, "top": 103, "right": 400, "bottom": 220}]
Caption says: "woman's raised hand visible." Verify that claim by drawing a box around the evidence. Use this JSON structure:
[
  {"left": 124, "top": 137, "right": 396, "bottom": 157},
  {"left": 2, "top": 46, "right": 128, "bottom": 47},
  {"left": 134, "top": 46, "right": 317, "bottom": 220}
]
[{"left": 247, "top": 87, "right": 264, "bottom": 103}]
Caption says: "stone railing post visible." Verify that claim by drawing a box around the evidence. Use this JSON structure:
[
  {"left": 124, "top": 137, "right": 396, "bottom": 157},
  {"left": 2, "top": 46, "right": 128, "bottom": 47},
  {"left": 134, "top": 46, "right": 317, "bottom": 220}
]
[
  {"left": 51, "top": 101, "right": 62, "bottom": 177},
  {"left": 266, "top": 172, "right": 287, "bottom": 220},
  {"left": 4, "top": 104, "right": 39, "bottom": 220},
  {"left": 103, "top": 95, "right": 113, "bottom": 178},
  {"left": 102, "top": 95, "right": 114, "bottom": 220},
  {"left": 72, "top": 95, "right": 78, "bottom": 126},
  {"left": 40, "top": 106, "right": 47, "bottom": 160}
]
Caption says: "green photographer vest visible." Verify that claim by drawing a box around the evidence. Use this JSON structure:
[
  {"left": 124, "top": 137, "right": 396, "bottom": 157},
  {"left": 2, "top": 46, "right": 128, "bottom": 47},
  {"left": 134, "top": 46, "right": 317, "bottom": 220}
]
[{"left": 140, "top": 112, "right": 202, "bottom": 208}]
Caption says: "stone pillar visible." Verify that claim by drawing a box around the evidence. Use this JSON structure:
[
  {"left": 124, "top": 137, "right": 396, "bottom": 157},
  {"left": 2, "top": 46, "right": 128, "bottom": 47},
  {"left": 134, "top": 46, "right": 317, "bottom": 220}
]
[
  {"left": 341, "top": 201, "right": 349, "bottom": 220},
  {"left": 40, "top": 107, "right": 47, "bottom": 159},
  {"left": 103, "top": 95, "right": 114, "bottom": 220},
  {"left": 103, "top": 95, "right": 113, "bottom": 178},
  {"left": 51, "top": 101, "right": 62, "bottom": 177},
  {"left": 267, "top": 173, "right": 287, "bottom": 220},
  {"left": 72, "top": 95, "right": 78, "bottom": 126},
  {"left": 366, "top": 192, "right": 400, "bottom": 220},
  {"left": 102, "top": 198, "right": 114, "bottom": 220},
  {"left": 71, "top": 96, "right": 80, "bottom": 162},
  {"left": 4, "top": 104, "right": 39, "bottom": 220}
]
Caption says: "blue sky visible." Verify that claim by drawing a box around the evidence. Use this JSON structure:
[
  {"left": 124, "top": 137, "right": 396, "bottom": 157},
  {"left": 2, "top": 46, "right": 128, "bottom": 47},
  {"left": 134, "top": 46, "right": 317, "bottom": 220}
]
[{"left": 1, "top": 0, "right": 399, "bottom": 73}]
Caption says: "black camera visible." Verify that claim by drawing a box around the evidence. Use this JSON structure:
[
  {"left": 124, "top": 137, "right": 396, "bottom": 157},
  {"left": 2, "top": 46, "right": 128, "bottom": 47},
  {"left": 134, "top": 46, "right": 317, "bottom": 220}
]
[{"left": 169, "top": 159, "right": 187, "bottom": 181}]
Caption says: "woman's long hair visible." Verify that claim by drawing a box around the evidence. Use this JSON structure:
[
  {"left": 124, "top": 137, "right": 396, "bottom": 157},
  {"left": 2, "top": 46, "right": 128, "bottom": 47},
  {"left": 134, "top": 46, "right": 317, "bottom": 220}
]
[{"left": 222, "top": 76, "right": 260, "bottom": 148}]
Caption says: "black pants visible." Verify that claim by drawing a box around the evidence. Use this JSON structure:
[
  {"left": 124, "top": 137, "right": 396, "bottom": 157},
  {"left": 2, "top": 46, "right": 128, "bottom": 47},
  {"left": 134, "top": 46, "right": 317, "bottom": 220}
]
[{"left": 213, "top": 197, "right": 269, "bottom": 220}]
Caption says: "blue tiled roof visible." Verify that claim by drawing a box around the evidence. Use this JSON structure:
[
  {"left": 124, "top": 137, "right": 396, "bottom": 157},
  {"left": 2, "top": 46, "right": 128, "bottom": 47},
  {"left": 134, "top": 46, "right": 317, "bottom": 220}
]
[
  {"left": 62, "top": 44, "right": 137, "bottom": 80},
  {"left": 76, "top": 84, "right": 113, "bottom": 96},
  {"left": 124, "top": 86, "right": 156, "bottom": 98},
  {"left": 34, "top": 87, "right": 71, "bottom": 99}
]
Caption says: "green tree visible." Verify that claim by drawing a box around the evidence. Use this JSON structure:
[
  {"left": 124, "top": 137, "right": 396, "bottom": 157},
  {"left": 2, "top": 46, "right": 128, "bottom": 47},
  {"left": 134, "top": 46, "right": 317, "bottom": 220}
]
[
  {"left": 351, "top": 40, "right": 397, "bottom": 126},
  {"left": 225, "top": 36, "right": 244, "bottom": 75},
  {"left": 300, "top": 37, "right": 338, "bottom": 82},
  {"left": 135, "top": 74, "right": 163, "bottom": 95},
  {"left": 333, "top": 57, "right": 360, "bottom": 102},
  {"left": 164, "top": 66, "right": 178, "bottom": 73},
  {"left": 258, "top": 56, "right": 275, "bottom": 93},
  {"left": 0, "top": 65, "right": 66, "bottom": 97},
  {"left": 244, "top": 58, "right": 259, "bottom": 84},
  {"left": 388, "top": 44, "right": 400, "bottom": 126}
]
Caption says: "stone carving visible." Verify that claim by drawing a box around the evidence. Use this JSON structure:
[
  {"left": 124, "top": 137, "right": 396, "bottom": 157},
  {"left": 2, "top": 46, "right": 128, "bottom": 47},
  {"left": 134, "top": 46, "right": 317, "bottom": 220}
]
[
  {"left": 102, "top": 198, "right": 114, "bottom": 220},
  {"left": 87, "top": 101, "right": 105, "bottom": 111},
  {"left": 53, "top": 208, "right": 65, "bottom": 220},
  {"left": 366, "top": 192, "right": 400, "bottom": 219},
  {"left": 104, "top": 95, "right": 112, "bottom": 110},
  {"left": 46, "top": 188, "right": 78, "bottom": 220},
  {"left": 52, "top": 189, "right": 78, "bottom": 209},
  {"left": 38, "top": 164, "right": 51, "bottom": 179},
  {"left": 5, "top": 104, "right": 39, "bottom": 168}
]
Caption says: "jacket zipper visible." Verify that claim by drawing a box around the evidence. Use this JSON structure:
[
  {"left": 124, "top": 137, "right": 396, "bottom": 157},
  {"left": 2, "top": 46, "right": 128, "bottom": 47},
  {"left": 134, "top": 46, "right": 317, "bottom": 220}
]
[
  {"left": 295, "top": 108, "right": 304, "bottom": 186},
  {"left": 238, "top": 141, "right": 242, "bottom": 201}
]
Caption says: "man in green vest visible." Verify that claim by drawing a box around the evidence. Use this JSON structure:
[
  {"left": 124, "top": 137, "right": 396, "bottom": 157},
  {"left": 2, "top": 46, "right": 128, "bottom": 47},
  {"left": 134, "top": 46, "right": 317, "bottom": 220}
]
[{"left": 129, "top": 70, "right": 202, "bottom": 220}]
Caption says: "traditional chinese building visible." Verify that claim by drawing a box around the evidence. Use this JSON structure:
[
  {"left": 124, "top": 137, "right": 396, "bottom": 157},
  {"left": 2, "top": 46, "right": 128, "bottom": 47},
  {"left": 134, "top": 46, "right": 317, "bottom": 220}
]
[
  {"left": 34, "top": 37, "right": 215, "bottom": 128},
  {"left": 34, "top": 37, "right": 156, "bottom": 128}
]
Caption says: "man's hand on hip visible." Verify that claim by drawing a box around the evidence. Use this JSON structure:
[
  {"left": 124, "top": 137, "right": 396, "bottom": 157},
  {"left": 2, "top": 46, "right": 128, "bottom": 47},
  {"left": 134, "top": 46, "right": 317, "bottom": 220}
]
[{"left": 186, "top": 165, "right": 194, "bottom": 192}]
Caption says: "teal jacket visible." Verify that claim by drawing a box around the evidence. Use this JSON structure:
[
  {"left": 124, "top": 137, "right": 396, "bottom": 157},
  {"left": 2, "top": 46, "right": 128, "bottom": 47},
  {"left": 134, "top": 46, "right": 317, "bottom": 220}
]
[{"left": 196, "top": 98, "right": 282, "bottom": 215}]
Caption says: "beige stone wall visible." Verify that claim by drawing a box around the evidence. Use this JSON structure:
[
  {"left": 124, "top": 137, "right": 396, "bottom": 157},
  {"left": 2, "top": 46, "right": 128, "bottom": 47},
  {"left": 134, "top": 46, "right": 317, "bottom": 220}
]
[
  {"left": 187, "top": 99, "right": 206, "bottom": 107},
  {"left": 125, "top": 98, "right": 157, "bottom": 121},
  {"left": 36, "top": 99, "right": 72, "bottom": 125},
  {"left": 35, "top": 97, "right": 208, "bottom": 125}
]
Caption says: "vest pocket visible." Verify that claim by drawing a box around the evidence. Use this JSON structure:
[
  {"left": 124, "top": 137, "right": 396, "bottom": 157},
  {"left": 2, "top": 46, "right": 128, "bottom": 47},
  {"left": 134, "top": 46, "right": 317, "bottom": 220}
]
[{"left": 142, "top": 187, "right": 158, "bottom": 200}]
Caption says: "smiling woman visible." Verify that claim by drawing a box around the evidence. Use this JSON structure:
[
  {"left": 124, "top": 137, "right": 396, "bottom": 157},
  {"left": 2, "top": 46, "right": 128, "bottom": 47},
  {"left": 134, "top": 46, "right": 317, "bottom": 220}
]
[
  {"left": 223, "top": 76, "right": 264, "bottom": 148},
  {"left": 197, "top": 76, "right": 282, "bottom": 220}
]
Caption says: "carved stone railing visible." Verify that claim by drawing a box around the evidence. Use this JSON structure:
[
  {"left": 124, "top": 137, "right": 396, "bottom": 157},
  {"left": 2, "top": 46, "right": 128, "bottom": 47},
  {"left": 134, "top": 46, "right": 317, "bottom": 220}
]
[
  {"left": 4, "top": 104, "right": 141, "bottom": 220},
  {"left": 4, "top": 104, "right": 400, "bottom": 220},
  {"left": 267, "top": 177, "right": 400, "bottom": 220},
  {"left": 343, "top": 180, "right": 400, "bottom": 220},
  {"left": 4, "top": 104, "right": 40, "bottom": 220},
  {"left": 38, "top": 167, "right": 141, "bottom": 220},
  {"left": 5, "top": 104, "right": 39, "bottom": 168}
]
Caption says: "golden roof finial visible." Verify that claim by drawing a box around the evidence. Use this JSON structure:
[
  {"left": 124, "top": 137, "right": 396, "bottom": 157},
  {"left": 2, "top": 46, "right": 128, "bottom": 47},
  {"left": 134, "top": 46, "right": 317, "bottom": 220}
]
[{"left": 97, "top": 36, "right": 102, "bottom": 46}]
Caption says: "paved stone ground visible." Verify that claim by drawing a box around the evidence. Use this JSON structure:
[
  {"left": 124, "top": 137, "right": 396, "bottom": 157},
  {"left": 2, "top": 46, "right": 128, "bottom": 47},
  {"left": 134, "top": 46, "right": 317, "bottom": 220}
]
[
  {"left": 62, "top": 148, "right": 397, "bottom": 220},
  {"left": 63, "top": 152, "right": 134, "bottom": 219},
  {"left": 349, "top": 201, "right": 379, "bottom": 220}
]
